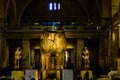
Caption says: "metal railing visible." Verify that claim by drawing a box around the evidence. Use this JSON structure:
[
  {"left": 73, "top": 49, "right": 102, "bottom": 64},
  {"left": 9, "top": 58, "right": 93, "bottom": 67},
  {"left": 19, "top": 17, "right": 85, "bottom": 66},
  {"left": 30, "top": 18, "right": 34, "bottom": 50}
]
[{"left": 5, "top": 25, "right": 101, "bottom": 32}]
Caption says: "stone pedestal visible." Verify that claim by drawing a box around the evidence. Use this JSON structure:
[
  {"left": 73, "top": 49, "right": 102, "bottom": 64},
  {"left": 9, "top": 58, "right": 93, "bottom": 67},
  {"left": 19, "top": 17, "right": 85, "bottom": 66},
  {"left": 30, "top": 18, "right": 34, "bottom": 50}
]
[
  {"left": 42, "top": 70, "right": 61, "bottom": 80},
  {"left": 62, "top": 69, "right": 73, "bottom": 80},
  {"left": 25, "top": 69, "right": 38, "bottom": 80},
  {"left": 11, "top": 70, "right": 24, "bottom": 80},
  {"left": 56, "top": 70, "right": 61, "bottom": 80},
  {"left": 80, "top": 70, "right": 93, "bottom": 80},
  {"left": 42, "top": 70, "right": 47, "bottom": 80}
]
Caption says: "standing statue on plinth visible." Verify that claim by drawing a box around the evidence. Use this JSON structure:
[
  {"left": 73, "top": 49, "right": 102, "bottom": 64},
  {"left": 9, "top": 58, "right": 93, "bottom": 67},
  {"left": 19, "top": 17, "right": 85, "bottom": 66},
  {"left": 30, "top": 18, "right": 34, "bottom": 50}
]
[
  {"left": 14, "top": 47, "right": 22, "bottom": 68},
  {"left": 82, "top": 47, "right": 90, "bottom": 69}
]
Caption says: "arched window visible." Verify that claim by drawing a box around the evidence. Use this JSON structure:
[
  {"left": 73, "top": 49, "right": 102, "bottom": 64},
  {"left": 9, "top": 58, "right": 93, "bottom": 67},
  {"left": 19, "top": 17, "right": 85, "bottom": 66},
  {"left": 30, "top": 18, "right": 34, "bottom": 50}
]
[{"left": 49, "top": 2, "right": 60, "bottom": 11}]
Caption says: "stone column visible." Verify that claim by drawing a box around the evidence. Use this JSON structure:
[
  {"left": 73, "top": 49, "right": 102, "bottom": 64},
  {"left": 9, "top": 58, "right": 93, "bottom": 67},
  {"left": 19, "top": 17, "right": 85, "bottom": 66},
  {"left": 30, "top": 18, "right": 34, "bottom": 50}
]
[
  {"left": 101, "top": 0, "right": 111, "bottom": 17},
  {"left": 0, "top": 33, "right": 2, "bottom": 68},
  {"left": 118, "top": 26, "right": 120, "bottom": 73},
  {"left": 108, "top": 30, "right": 113, "bottom": 67},
  {"left": 22, "top": 39, "right": 30, "bottom": 69},
  {"left": 111, "top": 29, "right": 119, "bottom": 69},
  {"left": 99, "top": 38, "right": 104, "bottom": 67},
  {"left": 77, "top": 39, "right": 84, "bottom": 69},
  {"left": 0, "top": 0, "right": 5, "bottom": 68},
  {"left": 117, "top": 58, "right": 120, "bottom": 74},
  {"left": 119, "top": 26, "right": 120, "bottom": 49},
  {"left": 3, "top": 38, "right": 9, "bottom": 67},
  {"left": 0, "top": 33, "right": 8, "bottom": 68},
  {"left": 0, "top": 0, "right": 5, "bottom": 19}
]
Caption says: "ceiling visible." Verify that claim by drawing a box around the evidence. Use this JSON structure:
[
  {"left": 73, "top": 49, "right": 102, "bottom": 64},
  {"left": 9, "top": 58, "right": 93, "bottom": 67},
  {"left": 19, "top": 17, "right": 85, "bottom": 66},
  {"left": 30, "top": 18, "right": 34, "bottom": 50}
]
[
  {"left": 5, "top": 0, "right": 101, "bottom": 26},
  {"left": 1, "top": 0, "right": 120, "bottom": 28}
]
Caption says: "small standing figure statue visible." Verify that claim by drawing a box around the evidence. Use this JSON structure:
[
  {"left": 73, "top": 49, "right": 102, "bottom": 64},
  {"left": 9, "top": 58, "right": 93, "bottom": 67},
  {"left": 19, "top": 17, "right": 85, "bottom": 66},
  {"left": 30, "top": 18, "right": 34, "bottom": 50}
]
[
  {"left": 14, "top": 47, "right": 22, "bottom": 68},
  {"left": 82, "top": 47, "right": 90, "bottom": 69}
]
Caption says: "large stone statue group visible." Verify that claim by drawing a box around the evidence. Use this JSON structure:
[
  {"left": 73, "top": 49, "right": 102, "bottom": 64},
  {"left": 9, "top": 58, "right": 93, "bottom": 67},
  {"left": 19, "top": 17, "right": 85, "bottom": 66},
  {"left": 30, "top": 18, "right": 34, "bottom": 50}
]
[
  {"left": 40, "top": 31, "right": 66, "bottom": 69},
  {"left": 14, "top": 32, "right": 90, "bottom": 70}
]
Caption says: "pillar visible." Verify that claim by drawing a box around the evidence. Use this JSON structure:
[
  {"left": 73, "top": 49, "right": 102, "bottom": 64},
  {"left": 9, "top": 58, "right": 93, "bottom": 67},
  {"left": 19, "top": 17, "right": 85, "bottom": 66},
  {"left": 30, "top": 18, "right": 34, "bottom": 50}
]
[
  {"left": 99, "top": 38, "right": 105, "bottom": 67},
  {"left": 99, "top": 33, "right": 109, "bottom": 67},
  {"left": 118, "top": 26, "right": 120, "bottom": 73},
  {"left": 22, "top": 39, "right": 30, "bottom": 68},
  {"left": 0, "top": 33, "right": 2, "bottom": 68},
  {"left": 0, "top": 0, "right": 5, "bottom": 67},
  {"left": 0, "top": 34, "right": 8, "bottom": 68},
  {"left": 119, "top": 26, "right": 120, "bottom": 48},
  {"left": 101, "top": 0, "right": 111, "bottom": 18},
  {"left": 108, "top": 30, "right": 113, "bottom": 67},
  {"left": 111, "top": 29, "right": 119, "bottom": 69},
  {"left": 117, "top": 58, "right": 120, "bottom": 74},
  {"left": 76, "top": 39, "right": 84, "bottom": 69},
  {"left": 0, "top": 0, "right": 5, "bottom": 24}
]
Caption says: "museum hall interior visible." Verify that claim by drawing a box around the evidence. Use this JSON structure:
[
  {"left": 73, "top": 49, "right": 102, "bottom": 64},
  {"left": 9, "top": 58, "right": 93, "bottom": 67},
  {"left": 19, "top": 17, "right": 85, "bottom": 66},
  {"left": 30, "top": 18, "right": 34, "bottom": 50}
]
[{"left": 0, "top": 0, "right": 120, "bottom": 80}]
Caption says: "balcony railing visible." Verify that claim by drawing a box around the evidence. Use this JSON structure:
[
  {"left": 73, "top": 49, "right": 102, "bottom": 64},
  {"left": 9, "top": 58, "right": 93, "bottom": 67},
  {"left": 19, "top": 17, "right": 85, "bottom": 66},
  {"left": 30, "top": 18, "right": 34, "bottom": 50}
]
[{"left": 5, "top": 25, "right": 101, "bottom": 32}]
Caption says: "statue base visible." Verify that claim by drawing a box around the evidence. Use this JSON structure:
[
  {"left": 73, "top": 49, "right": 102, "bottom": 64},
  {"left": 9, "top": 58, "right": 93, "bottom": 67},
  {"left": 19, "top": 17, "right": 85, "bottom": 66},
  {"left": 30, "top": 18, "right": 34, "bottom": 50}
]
[
  {"left": 25, "top": 69, "right": 39, "bottom": 80},
  {"left": 62, "top": 69, "right": 73, "bottom": 80},
  {"left": 11, "top": 70, "right": 24, "bottom": 80},
  {"left": 80, "top": 70, "right": 93, "bottom": 80},
  {"left": 42, "top": 69, "right": 62, "bottom": 80}
]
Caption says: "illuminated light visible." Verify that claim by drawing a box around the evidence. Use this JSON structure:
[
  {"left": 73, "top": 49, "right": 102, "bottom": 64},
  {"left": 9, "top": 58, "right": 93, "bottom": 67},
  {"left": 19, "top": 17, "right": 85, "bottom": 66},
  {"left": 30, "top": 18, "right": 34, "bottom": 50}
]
[
  {"left": 34, "top": 23, "right": 39, "bottom": 25},
  {"left": 49, "top": 2, "right": 60, "bottom": 11},
  {"left": 118, "top": 24, "right": 120, "bottom": 27},
  {"left": 112, "top": 32, "right": 115, "bottom": 42},
  {"left": 57, "top": 22, "right": 60, "bottom": 24},
  {"left": 65, "top": 51, "right": 68, "bottom": 62},
  {"left": 90, "top": 22, "right": 93, "bottom": 25},
  {"left": 49, "top": 3, "right": 52, "bottom": 10},
  {"left": 58, "top": 3, "right": 60, "bottom": 10},
  {"left": 54, "top": 3, "right": 57, "bottom": 10},
  {"left": 96, "top": 26, "right": 100, "bottom": 30},
  {"left": 88, "top": 37, "right": 90, "bottom": 39}
]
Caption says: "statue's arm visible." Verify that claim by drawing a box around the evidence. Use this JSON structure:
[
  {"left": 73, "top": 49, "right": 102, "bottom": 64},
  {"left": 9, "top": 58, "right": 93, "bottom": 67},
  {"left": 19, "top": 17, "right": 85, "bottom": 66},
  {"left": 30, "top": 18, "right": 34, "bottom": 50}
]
[{"left": 82, "top": 55, "right": 85, "bottom": 59}]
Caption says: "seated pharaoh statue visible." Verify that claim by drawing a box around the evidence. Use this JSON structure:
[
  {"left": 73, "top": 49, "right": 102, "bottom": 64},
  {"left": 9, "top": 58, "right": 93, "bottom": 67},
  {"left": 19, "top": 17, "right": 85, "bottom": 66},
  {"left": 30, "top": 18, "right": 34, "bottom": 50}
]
[{"left": 40, "top": 31, "right": 66, "bottom": 70}]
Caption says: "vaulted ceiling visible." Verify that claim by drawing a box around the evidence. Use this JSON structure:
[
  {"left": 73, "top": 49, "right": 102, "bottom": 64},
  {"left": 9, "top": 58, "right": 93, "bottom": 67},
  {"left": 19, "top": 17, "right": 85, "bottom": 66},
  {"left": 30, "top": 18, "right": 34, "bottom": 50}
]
[
  {"left": 5, "top": 0, "right": 102, "bottom": 26},
  {"left": 1, "top": 0, "right": 120, "bottom": 27}
]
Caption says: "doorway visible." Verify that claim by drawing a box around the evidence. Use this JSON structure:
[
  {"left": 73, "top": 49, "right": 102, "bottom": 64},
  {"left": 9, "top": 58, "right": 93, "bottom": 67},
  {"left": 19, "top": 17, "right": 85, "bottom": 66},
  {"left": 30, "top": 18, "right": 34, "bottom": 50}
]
[{"left": 34, "top": 49, "right": 41, "bottom": 69}]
